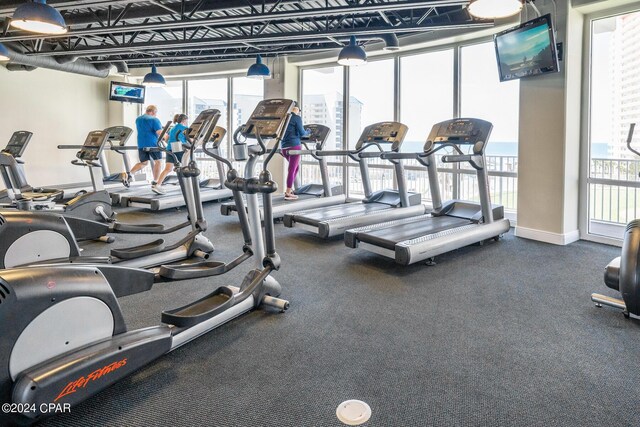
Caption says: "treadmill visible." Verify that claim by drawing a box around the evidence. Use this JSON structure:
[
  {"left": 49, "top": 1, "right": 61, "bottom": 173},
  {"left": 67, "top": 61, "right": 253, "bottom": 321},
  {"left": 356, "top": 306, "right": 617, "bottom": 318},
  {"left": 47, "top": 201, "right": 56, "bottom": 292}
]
[
  {"left": 219, "top": 123, "right": 344, "bottom": 220},
  {"left": 0, "top": 131, "right": 60, "bottom": 204},
  {"left": 344, "top": 118, "right": 511, "bottom": 265},
  {"left": 56, "top": 126, "right": 148, "bottom": 202},
  {"left": 282, "top": 121, "right": 425, "bottom": 238},
  {"left": 119, "top": 126, "right": 232, "bottom": 210}
]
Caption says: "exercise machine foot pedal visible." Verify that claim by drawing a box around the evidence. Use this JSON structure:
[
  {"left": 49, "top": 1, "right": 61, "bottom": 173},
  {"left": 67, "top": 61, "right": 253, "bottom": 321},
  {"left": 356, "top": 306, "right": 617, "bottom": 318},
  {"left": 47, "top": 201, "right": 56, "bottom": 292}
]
[
  {"left": 111, "top": 239, "right": 166, "bottom": 259},
  {"left": 161, "top": 287, "right": 234, "bottom": 328},
  {"left": 112, "top": 223, "right": 168, "bottom": 233},
  {"left": 159, "top": 261, "right": 227, "bottom": 280}
]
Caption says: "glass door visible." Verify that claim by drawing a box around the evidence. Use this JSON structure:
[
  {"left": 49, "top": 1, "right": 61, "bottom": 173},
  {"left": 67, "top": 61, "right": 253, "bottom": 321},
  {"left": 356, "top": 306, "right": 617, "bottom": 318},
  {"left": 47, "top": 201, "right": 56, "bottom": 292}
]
[{"left": 586, "top": 10, "right": 640, "bottom": 241}]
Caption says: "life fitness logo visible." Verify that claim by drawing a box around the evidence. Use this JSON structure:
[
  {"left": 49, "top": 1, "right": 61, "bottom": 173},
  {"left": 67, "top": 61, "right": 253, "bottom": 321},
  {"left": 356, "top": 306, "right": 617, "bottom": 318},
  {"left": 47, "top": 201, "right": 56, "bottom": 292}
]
[{"left": 55, "top": 358, "right": 127, "bottom": 402}]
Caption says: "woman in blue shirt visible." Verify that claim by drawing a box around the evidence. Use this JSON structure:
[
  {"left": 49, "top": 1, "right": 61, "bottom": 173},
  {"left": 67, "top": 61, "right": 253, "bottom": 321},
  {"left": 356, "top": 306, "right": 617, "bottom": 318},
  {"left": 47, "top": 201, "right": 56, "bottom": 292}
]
[
  {"left": 281, "top": 106, "right": 310, "bottom": 200},
  {"left": 154, "top": 113, "right": 188, "bottom": 195}
]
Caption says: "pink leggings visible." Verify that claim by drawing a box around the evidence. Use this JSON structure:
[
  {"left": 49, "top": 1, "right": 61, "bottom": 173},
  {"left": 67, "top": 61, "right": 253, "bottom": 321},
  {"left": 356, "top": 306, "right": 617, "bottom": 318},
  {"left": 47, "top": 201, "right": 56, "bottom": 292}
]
[{"left": 282, "top": 146, "right": 301, "bottom": 189}]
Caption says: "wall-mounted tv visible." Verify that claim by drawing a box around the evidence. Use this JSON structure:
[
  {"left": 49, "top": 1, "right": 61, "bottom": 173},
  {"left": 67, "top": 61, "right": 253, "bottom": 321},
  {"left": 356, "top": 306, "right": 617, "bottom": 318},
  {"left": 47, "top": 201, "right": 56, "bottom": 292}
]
[
  {"left": 494, "top": 14, "right": 559, "bottom": 82},
  {"left": 109, "top": 81, "right": 146, "bottom": 104}
]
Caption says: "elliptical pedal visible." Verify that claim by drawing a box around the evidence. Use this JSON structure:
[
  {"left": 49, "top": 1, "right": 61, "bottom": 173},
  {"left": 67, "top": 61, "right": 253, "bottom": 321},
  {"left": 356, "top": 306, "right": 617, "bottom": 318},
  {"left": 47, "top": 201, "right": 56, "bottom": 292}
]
[{"left": 161, "top": 287, "right": 235, "bottom": 328}]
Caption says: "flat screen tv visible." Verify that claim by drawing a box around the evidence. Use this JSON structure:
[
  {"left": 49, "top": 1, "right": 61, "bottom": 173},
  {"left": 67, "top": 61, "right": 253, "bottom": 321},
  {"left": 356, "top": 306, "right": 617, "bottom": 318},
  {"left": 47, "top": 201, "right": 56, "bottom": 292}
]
[
  {"left": 494, "top": 14, "right": 559, "bottom": 82},
  {"left": 109, "top": 81, "right": 146, "bottom": 104}
]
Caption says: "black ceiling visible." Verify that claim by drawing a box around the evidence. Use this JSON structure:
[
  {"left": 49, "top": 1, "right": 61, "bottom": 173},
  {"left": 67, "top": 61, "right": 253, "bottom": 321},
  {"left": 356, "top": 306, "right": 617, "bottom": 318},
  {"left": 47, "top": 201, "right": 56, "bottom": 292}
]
[{"left": 0, "top": 0, "right": 494, "bottom": 69}]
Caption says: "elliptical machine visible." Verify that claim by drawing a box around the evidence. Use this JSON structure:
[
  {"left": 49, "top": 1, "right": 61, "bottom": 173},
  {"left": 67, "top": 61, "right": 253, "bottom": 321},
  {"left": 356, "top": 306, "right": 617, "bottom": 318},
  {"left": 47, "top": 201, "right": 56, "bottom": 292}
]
[
  {"left": 0, "top": 100, "right": 292, "bottom": 427},
  {"left": 592, "top": 123, "right": 640, "bottom": 318},
  {"left": 0, "top": 109, "right": 221, "bottom": 270}
]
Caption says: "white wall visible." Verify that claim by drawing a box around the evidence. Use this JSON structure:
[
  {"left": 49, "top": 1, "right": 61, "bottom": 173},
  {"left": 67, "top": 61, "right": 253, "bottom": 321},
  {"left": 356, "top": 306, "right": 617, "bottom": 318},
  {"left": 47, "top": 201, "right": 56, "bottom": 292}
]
[{"left": 0, "top": 67, "right": 110, "bottom": 188}]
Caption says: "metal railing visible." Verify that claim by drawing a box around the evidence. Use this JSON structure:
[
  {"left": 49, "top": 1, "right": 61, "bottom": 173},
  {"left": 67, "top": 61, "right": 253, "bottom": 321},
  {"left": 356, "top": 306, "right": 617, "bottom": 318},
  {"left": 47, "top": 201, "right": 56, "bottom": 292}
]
[
  {"left": 589, "top": 157, "right": 640, "bottom": 227},
  {"left": 300, "top": 154, "right": 519, "bottom": 211}
]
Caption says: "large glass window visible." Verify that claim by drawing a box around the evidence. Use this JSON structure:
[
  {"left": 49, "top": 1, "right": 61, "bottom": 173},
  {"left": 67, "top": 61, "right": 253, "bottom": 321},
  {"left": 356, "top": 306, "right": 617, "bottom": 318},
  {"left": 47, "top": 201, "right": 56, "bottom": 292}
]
[
  {"left": 301, "top": 66, "right": 344, "bottom": 190},
  {"left": 145, "top": 80, "right": 183, "bottom": 124},
  {"left": 232, "top": 77, "right": 263, "bottom": 135},
  {"left": 231, "top": 77, "right": 263, "bottom": 174},
  {"left": 347, "top": 59, "right": 395, "bottom": 197},
  {"left": 461, "top": 41, "right": 520, "bottom": 215},
  {"left": 348, "top": 59, "right": 395, "bottom": 149},
  {"left": 400, "top": 50, "right": 455, "bottom": 202},
  {"left": 187, "top": 78, "right": 228, "bottom": 179},
  {"left": 585, "top": 10, "right": 640, "bottom": 240}
]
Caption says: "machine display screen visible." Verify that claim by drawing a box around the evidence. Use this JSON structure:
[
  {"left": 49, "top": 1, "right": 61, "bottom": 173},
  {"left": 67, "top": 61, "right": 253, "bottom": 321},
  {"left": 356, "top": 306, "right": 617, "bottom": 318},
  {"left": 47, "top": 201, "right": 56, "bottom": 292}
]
[{"left": 109, "top": 81, "right": 146, "bottom": 104}]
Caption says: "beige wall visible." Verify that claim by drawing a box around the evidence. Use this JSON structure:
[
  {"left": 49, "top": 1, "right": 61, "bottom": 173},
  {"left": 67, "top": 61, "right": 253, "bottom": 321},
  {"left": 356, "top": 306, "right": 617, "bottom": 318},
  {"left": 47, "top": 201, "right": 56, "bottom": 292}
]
[
  {"left": 0, "top": 67, "right": 110, "bottom": 188},
  {"left": 515, "top": 0, "right": 583, "bottom": 244}
]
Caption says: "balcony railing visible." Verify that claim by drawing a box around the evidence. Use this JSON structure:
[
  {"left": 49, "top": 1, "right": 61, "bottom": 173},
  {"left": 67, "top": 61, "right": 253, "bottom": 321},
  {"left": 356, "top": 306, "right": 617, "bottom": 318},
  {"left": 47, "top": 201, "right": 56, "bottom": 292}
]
[
  {"left": 300, "top": 154, "right": 519, "bottom": 212},
  {"left": 589, "top": 158, "right": 640, "bottom": 234}
]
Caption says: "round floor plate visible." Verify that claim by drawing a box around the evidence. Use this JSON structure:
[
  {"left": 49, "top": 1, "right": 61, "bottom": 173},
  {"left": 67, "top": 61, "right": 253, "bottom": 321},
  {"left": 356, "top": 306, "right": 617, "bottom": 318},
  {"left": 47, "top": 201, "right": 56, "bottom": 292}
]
[{"left": 336, "top": 399, "right": 372, "bottom": 425}]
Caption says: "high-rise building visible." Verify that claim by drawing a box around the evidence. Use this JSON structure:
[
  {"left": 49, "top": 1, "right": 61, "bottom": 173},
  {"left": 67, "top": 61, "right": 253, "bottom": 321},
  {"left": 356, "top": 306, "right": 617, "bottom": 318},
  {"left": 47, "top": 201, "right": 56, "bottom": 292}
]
[
  {"left": 609, "top": 13, "right": 640, "bottom": 159},
  {"left": 302, "top": 92, "right": 362, "bottom": 149}
]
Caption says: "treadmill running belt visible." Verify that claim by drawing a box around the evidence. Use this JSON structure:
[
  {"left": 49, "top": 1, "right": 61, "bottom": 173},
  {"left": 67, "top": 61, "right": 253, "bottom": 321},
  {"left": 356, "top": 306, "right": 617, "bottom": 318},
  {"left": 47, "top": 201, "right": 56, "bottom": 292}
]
[
  {"left": 295, "top": 203, "right": 389, "bottom": 226},
  {"left": 357, "top": 216, "right": 470, "bottom": 250}
]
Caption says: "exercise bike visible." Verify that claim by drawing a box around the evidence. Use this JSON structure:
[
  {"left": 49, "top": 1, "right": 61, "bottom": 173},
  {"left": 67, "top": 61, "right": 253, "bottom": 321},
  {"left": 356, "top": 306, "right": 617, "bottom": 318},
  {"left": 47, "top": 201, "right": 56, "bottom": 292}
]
[
  {"left": 0, "top": 99, "right": 293, "bottom": 426},
  {"left": 592, "top": 123, "right": 640, "bottom": 318}
]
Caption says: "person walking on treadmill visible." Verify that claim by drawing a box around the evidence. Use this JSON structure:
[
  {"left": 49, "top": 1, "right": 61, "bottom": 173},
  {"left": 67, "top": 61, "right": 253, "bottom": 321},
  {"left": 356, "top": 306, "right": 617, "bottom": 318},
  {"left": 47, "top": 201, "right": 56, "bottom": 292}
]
[
  {"left": 125, "top": 105, "right": 165, "bottom": 194},
  {"left": 281, "top": 105, "right": 310, "bottom": 200},
  {"left": 154, "top": 113, "right": 189, "bottom": 195}
]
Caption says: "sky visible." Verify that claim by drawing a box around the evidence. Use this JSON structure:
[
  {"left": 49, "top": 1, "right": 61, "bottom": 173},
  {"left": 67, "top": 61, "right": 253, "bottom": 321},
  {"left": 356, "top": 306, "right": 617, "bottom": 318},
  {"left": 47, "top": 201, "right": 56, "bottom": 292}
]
[{"left": 303, "top": 41, "right": 520, "bottom": 149}]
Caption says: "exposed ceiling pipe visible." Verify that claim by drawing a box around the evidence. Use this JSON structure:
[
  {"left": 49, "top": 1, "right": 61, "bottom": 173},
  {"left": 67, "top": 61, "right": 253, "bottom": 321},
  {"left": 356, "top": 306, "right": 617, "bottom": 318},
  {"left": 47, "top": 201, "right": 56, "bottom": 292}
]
[
  {"left": 380, "top": 33, "right": 400, "bottom": 51},
  {"left": 5, "top": 63, "right": 36, "bottom": 71},
  {"left": 54, "top": 55, "right": 78, "bottom": 64},
  {"left": 113, "top": 61, "right": 129, "bottom": 75},
  {"left": 0, "top": 0, "right": 469, "bottom": 42},
  {"left": 3, "top": 46, "right": 110, "bottom": 77}
]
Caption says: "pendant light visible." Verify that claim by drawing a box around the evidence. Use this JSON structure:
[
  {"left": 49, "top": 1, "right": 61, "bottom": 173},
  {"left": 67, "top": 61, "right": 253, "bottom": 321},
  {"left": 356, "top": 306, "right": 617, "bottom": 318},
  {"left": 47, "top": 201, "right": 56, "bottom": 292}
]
[
  {"left": 247, "top": 55, "right": 270, "bottom": 79},
  {"left": 142, "top": 65, "right": 166, "bottom": 87},
  {"left": 468, "top": 0, "right": 523, "bottom": 19},
  {"left": 11, "top": 0, "right": 67, "bottom": 35},
  {"left": 338, "top": 36, "right": 367, "bottom": 66}
]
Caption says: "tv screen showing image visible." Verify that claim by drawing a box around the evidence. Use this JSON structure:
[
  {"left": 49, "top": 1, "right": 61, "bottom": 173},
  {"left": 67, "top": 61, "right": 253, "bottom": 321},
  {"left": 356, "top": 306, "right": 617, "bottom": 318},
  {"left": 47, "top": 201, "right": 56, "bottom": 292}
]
[
  {"left": 109, "top": 81, "right": 146, "bottom": 104},
  {"left": 494, "top": 14, "right": 559, "bottom": 82}
]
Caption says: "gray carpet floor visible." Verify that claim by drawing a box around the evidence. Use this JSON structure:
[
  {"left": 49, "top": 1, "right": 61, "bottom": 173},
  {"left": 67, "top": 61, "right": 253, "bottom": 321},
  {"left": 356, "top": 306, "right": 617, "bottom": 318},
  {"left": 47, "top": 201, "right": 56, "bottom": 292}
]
[{"left": 37, "top": 201, "right": 639, "bottom": 427}]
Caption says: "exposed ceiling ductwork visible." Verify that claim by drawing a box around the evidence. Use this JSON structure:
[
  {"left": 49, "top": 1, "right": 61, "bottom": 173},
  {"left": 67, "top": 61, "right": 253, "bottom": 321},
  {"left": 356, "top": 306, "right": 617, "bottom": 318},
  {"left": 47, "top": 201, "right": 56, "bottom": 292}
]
[
  {"left": 2, "top": 45, "right": 111, "bottom": 78},
  {"left": 0, "top": 0, "right": 493, "bottom": 69}
]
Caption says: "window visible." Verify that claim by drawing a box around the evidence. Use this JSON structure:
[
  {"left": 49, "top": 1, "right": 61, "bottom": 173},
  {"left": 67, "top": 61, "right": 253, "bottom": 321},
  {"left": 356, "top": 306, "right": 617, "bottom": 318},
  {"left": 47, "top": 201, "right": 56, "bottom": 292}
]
[
  {"left": 144, "top": 80, "right": 183, "bottom": 124},
  {"left": 231, "top": 77, "right": 263, "bottom": 140},
  {"left": 231, "top": 77, "right": 263, "bottom": 175},
  {"left": 348, "top": 59, "right": 395, "bottom": 149},
  {"left": 460, "top": 41, "right": 519, "bottom": 215},
  {"left": 186, "top": 78, "right": 228, "bottom": 179},
  {"left": 301, "top": 67, "right": 344, "bottom": 190},
  {"left": 348, "top": 59, "right": 395, "bottom": 197},
  {"left": 400, "top": 50, "right": 454, "bottom": 150},
  {"left": 400, "top": 50, "right": 455, "bottom": 202},
  {"left": 584, "top": 10, "right": 640, "bottom": 241}
]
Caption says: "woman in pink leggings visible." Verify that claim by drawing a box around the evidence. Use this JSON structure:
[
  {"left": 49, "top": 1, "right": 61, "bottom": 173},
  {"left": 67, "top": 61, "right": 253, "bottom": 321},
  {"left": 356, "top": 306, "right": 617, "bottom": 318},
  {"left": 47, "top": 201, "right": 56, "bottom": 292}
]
[{"left": 281, "top": 105, "right": 310, "bottom": 200}]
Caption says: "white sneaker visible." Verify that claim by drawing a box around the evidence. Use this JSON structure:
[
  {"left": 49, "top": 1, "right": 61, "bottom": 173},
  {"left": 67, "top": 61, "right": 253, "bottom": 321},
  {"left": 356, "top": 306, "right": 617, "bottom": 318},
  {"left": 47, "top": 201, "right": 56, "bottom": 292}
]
[{"left": 151, "top": 184, "right": 166, "bottom": 195}]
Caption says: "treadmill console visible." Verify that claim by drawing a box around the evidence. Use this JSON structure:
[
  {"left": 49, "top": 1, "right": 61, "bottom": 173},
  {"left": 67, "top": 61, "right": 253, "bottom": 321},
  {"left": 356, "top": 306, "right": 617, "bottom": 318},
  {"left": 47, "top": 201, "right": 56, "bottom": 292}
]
[
  {"left": 354, "top": 122, "right": 408, "bottom": 151},
  {"left": 425, "top": 118, "right": 493, "bottom": 154},
  {"left": 210, "top": 126, "right": 227, "bottom": 148},
  {"left": 105, "top": 126, "right": 133, "bottom": 147},
  {"left": 302, "top": 124, "right": 331, "bottom": 150},
  {"left": 187, "top": 109, "right": 221, "bottom": 142},
  {"left": 2, "top": 131, "right": 32, "bottom": 158},
  {"left": 241, "top": 98, "right": 295, "bottom": 139},
  {"left": 77, "top": 130, "right": 109, "bottom": 161}
]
